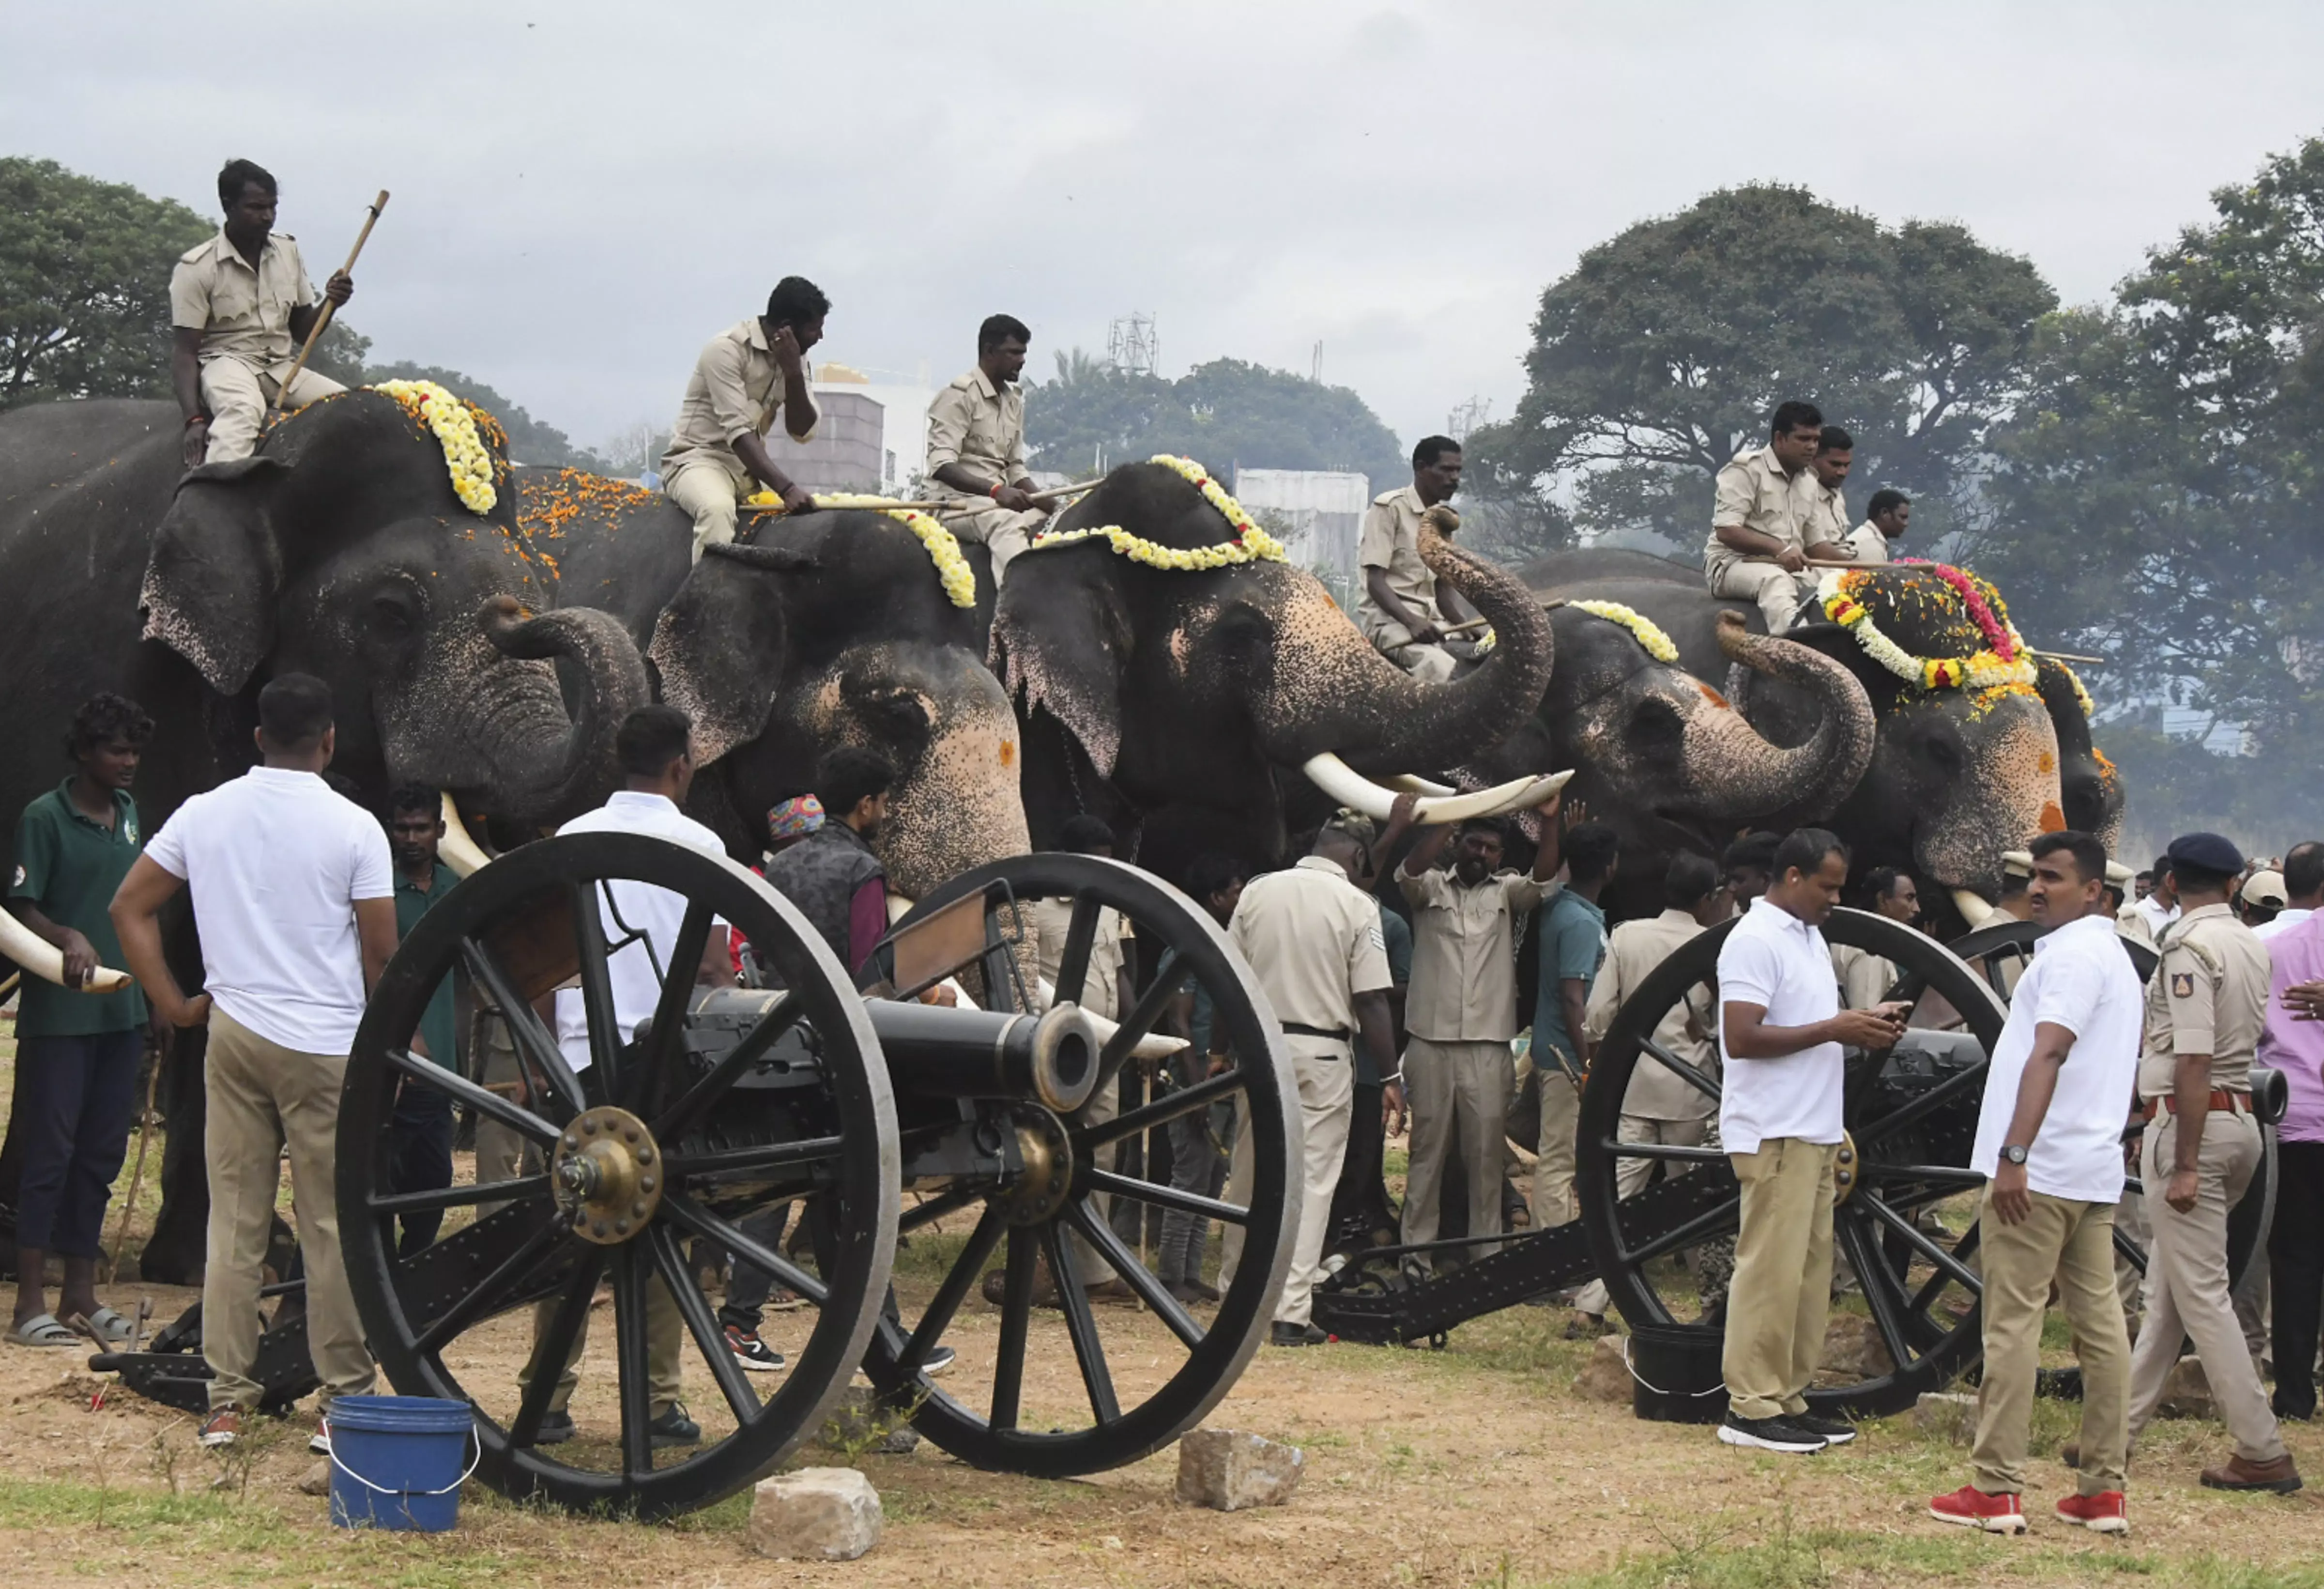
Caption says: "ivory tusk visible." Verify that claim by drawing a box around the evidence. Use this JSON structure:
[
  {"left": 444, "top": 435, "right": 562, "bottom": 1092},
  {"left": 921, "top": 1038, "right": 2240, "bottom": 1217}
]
[
  {"left": 1301, "top": 753, "right": 1572, "bottom": 826},
  {"left": 1951, "top": 888, "right": 1999, "bottom": 929},
  {"left": 1379, "top": 774, "right": 1458, "bottom": 797},
  {"left": 0, "top": 906, "right": 132, "bottom": 994},
  {"left": 438, "top": 794, "right": 495, "bottom": 878}
]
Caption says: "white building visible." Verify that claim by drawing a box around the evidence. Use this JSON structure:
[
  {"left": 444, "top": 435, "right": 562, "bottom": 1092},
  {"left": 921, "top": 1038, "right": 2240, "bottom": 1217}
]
[
  {"left": 1230, "top": 467, "right": 1371, "bottom": 590},
  {"left": 761, "top": 361, "right": 940, "bottom": 494}
]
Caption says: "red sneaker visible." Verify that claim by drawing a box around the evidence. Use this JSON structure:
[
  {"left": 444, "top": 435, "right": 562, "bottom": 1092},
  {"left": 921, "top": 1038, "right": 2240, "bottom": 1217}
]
[
  {"left": 1928, "top": 1485, "right": 2026, "bottom": 1533},
  {"left": 2055, "top": 1490, "right": 2128, "bottom": 1534}
]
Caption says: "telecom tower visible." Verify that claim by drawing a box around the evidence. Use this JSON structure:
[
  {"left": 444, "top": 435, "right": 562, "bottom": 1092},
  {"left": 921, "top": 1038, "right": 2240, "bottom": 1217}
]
[
  {"left": 1447, "top": 396, "right": 1492, "bottom": 442},
  {"left": 1106, "top": 312, "right": 1159, "bottom": 377}
]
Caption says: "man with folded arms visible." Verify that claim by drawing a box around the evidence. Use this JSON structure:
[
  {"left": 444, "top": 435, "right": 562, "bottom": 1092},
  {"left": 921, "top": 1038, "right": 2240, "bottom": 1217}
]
[
  {"left": 1929, "top": 832, "right": 2141, "bottom": 1535},
  {"left": 1714, "top": 828, "right": 1906, "bottom": 1453}
]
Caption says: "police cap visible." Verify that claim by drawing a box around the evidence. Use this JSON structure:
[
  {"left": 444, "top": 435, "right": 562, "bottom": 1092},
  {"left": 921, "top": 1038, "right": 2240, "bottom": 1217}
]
[{"left": 2165, "top": 832, "right": 2245, "bottom": 876}]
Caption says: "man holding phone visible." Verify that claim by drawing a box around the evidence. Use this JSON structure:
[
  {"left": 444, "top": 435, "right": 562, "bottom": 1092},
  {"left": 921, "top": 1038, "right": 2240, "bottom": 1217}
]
[
  {"left": 1714, "top": 828, "right": 1907, "bottom": 1454},
  {"left": 1929, "top": 832, "right": 2141, "bottom": 1535},
  {"left": 659, "top": 277, "right": 828, "bottom": 562}
]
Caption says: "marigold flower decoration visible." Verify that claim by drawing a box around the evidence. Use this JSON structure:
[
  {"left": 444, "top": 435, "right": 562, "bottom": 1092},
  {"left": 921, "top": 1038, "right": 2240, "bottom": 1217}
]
[
  {"left": 742, "top": 491, "right": 979, "bottom": 609},
  {"left": 1816, "top": 564, "right": 2040, "bottom": 693},
  {"left": 1023, "top": 455, "right": 1290, "bottom": 570},
  {"left": 369, "top": 380, "right": 498, "bottom": 516},
  {"left": 1569, "top": 600, "right": 1680, "bottom": 663}
]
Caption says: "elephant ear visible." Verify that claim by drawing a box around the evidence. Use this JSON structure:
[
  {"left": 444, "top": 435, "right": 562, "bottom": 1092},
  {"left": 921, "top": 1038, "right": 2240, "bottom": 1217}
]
[
  {"left": 138, "top": 456, "right": 291, "bottom": 693},
  {"left": 649, "top": 546, "right": 813, "bottom": 765},
  {"left": 991, "top": 566, "right": 1127, "bottom": 778}
]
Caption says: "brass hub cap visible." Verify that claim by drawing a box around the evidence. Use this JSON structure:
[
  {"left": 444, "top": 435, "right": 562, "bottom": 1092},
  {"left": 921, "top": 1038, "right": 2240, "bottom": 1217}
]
[
  {"left": 1833, "top": 1131, "right": 1861, "bottom": 1206},
  {"left": 553, "top": 1105, "right": 664, "bottom": 1244},
  {"left": 998, "top": 1104, "right": 1073, "bottom": 1226}
]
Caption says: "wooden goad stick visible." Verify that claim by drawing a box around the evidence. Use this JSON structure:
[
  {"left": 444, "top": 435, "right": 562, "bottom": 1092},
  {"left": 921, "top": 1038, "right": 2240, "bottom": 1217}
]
[{"left": 270, "top": 189, "right": 390, "bottom": 417}]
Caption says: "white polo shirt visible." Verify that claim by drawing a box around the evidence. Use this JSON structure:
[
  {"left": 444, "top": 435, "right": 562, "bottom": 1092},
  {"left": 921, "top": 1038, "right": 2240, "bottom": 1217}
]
[
  {"left": 1971, "top": 912, "right": 2144, "bottom": 1203},
  {"left": 552, "top": 792, "right": 729, "bottom": 1071},
  {"left": 2257, "top": 907, "right": 2314, "bottom": 944},
  {"left": 142, "top": 766, "right": 393, "bottom": 1055},
  {"left": 1715, "top": 896, "right": 1844, "bottom": 1153}
]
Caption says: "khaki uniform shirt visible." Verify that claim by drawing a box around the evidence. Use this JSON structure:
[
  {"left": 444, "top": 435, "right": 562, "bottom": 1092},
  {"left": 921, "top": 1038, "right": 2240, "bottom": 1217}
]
[
  {"left": 1398, "top": 863, "right": 1545, "bottom": 1043},
  {"left": 1837, "top": 520, "right": 1891, "bottom": 564},
  {"left": 659, "top": 318, "right": 808, "bottom": 483},
  {"left": 1355, "top": 485, "right": 1443, "bottom": 638},
  {"left": 1831, "top": 942, "right": 1900, "bottom": 1012},
  {"left": 1585, "top": 908, "right": 1715, "bottom": 1121},
  {"left": 1033, "top": 896, "right": 1129, "bottom": 1023},
  {"left": 1704, "top": 444, "right": 1813, "bottom": 574},
  {"left": 925, "top": 368, "right": 1027, "bottom": 497},
  {"left": 1800, "top": 478, "right": 1850, "bottom": 553},
  {"left": 2138, "top": 902, "right": 2269, "bottom": 1097},
  {"left": 168, "top": 229, "right": 317, "bottom": 371},
  {"left": 1229, "top": 856, "right": 1392, "bottom": 1057}
]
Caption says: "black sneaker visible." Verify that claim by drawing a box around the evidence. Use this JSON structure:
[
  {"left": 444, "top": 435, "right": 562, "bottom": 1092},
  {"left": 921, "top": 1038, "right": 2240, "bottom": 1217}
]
[
  {"left": 308, "top": 1414, "right": 332, "bottom": 1455},
  {"left": 724, "top": 1324, "right": 786, "bottom": 1373},
  {"left": 1794, "top": 1412, "right": 1856, "bottom": 1447},
  {"left": 922, "top": 1344, "right": 956, "bottom": 1377},
  {"left": 648, "top": 1403, "right": 702, "bottom": 1449},
  {"left": 1269, "top": 1321, "right": 1327, "bottom": 1347},
  {"left": 534, "top": 1410, "right": 575, "bottom": 1445},
  {"left": 1716, "top": 1412, "right": 1827, "bottom": 1453}
]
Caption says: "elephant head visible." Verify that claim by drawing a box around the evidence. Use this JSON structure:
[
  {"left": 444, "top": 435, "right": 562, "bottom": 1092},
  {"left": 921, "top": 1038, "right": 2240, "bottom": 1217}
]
[
  {"left": 2034, "top": 657, "right": 2125, "bottom": 853},
  {"left": 647, "top": 514, "right": 1029, "bottom": 902},
  {"left": 139, "top": 389, "right": 648, "bottom": 824},
  {"left": 990, "top": 462, "right": 1556, "bottom": 874}
]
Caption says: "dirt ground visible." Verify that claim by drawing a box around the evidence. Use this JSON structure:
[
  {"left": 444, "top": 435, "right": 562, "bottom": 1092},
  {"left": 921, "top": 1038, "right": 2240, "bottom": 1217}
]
[{"left": 3, "top": 1021, "right": 2322, "bottom": 1588}]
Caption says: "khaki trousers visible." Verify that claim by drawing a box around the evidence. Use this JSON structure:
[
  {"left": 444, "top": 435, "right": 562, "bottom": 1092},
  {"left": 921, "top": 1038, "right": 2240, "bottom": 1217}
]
[
  {"left": 934, "top": 501, "right": 1043, "bottom": 580},
  {"left": 2126, "top": 1110, "right": 2284, "bottom": 1461},
  {"left": 1400, "top": 1038, "right": 1512, "bottom": 1265},
  {"left": 1723, "top": 1137, "right": 1837, "bottom": 1421},
  {"left": 1972, "top": 1187, "right": 2130, "bottom": 1495},
  {"left": 1065, "top": 1066, "right": 1122, "bottom": 1285},
  {"left": 520, "top": 1272, "right": 688, "bottom": 1417},
  {"left": 1530, "top": 1058, "right": 1583, "bottom": 1232},
  {"left": 198, "top": 358, "right": 345, "bottom": 464},
  {"left": 1273, "top": 1045, "right": 1353, "bottom": 1327},
  {"left": 1574, "top": 1114, "right": 1710, "bottom": 1317},
  {"left": 202, "top": 1009, "right": 375, "bottom": 1413},
  {"left": 1361, "top": 618, "right": 1456, "bottom": 683},
  {"left": 665, "top": 460, "right": 751, "bottom": 563},
  {"left": 1707, "top": 557, "right": 1816, "bottom": 634},
  {"left": 471, "top": 1008, "right": 536, "bottom": 1214}
]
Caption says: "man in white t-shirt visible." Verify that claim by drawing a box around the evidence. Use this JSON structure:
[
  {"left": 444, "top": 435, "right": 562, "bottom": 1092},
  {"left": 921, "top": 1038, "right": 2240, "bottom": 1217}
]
[
  {"left": 110, "top": 675, "right": 398, "bottom": 1451},
  {"left": 1929, "top": 832, "right": 2142, "bottom": 1536},
  {"left": 2254, "top": 841, "right": 2319, "bottom": 944},
  {"left": 1714, "top": 829, "right": 1906, "bottom": 1454},
  {"left": 520, "top": 705, "right": 735, "bottom": 1450}
]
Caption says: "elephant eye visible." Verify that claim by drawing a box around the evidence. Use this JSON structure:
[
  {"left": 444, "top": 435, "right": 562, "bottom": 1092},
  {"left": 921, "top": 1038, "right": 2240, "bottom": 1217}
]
[
  {"left": 369, "top": 590, "right": 420, "bottom": 634},
  {"left": 1919, "top": 734, "right": 1963, "bottom": 773},
  {"left": 874, "top": 693, "right": 928, "bottom": 734}
]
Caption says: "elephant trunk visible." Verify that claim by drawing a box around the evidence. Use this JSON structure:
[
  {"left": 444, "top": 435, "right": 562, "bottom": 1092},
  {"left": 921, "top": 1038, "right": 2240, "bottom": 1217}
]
[
  {"left": 452, "top": 598, "right": 652, "bottom": 824},
  {"left": 1259, "top": 507, "right": 1554, "bottom": 777},
  {"left": 1675, "top": 614, "right": 1877, "bottom": 826}
]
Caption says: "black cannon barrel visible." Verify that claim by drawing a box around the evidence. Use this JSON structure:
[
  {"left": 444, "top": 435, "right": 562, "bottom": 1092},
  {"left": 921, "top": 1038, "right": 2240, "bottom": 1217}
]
[{"left": 865, "top": 998, "right": 1100, "bottom": 1114}]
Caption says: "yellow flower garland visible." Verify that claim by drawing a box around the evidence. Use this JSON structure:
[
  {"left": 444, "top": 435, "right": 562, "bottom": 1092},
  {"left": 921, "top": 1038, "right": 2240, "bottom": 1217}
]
[
  {"left": 2051, "top": 658, "right": 2097, "bottom": 720},
  {"left": 1022, "top": 455, "right": 1290, "bottom": 570},
  {"left": 370, "top": 380, "right": 498, "bottom": 515},
  {"left": 1815, "top": 568, "right": 2038, "bottom": 693},
  {"left": 1569, "top": 599, "right": 1679, "bottom": 663},
  {"left": 742, "top": 491, "right": 979, "bottom": 609}
]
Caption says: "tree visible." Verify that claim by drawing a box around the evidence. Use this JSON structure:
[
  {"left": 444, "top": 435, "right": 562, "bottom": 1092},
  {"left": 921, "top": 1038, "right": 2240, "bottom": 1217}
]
[
  {"left": 364, "top": 360, "right": 609, "bottom": 470},
  {"left": 1024, "top": 350, "right": 1405, "bottom": 490},
  {"left": 1471, "top": 185, "right": 2056, "bottom": 555},
  {"left": 0, "top": 157, "right": 213, "bottom": 408}
]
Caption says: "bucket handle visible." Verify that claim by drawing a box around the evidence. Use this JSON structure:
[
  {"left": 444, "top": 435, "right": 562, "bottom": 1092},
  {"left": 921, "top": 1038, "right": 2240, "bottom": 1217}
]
[
  {"left": 329, "top": 1428, "right": 482, "bottom": 1498},
  {"left": 1619, "top": 1335, "right": 1728, "bottom": 1399}
]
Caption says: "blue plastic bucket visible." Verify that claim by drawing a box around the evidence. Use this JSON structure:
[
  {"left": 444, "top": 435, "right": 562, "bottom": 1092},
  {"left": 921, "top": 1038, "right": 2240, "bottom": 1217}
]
[{"left": 327, "top": 1395, "right": 478, "bottom": 1532}]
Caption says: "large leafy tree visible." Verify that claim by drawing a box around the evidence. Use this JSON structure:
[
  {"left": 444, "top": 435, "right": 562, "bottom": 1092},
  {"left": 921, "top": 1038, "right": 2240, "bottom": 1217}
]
[
  {"left": 1469, "top": 184, "right": 2055, "bottom": 556},
  {"left": 0, "top": 157, "right": 213, "bottom": 408},
  {"left": 365, "top": 360, "right": 609, "bottom": 471}
]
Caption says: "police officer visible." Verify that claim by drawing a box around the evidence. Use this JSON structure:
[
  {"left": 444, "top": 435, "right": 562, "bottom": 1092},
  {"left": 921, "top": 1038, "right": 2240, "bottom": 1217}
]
[
  {"left": 1842, "top": 489, "right": 1909, "bottom": 565},
  {"left": 1798, "top": 427, "right": 1856, "bottom": 563},
  {"left": 1223, "top": 816, "right": 1400, "bottom": 1345},
  {"left": 659, "top": 278, "right": 828, "bottom": 563},
  {"left": 1703, "top": 401, "right": 1825, "bottom": 634},
  {"left": 927, "top": 315, "right": 1052, "bottom": 581},
  {"left": 1357, "top": 437, "right": 1468, "bottom": 682},
  {"left": 2122, "top": 832, "right": 2300, "bottom": 1492}
]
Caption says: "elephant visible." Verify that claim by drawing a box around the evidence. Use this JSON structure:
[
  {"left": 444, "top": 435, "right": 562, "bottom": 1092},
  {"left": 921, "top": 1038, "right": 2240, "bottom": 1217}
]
[
  {"left": 0, "top": 392, "right": 653, "bottom": 1278},
  {"left": 989, "top": 464, "right": 1560, "bottom": 886},
  {"left": 1513, "top": 549, "right": 2122, "bottom": 931}
]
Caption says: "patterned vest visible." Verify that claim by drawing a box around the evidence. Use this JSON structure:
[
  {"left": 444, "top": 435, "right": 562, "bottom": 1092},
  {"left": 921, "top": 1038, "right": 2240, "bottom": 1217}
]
[{"left": 764, "top": 823, "right": 885, "bottom": 970}]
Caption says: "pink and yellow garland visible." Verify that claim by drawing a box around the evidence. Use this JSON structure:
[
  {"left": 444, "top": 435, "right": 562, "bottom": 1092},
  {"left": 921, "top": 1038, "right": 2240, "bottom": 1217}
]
[{"left": 1816, "top": 563, "right": 2038, "bottom": 693}]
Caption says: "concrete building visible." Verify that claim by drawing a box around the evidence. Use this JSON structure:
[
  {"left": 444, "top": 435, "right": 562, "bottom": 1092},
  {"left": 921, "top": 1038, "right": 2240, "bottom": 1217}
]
[
  {"left": 760, "top": 361, "right": 940, "bottom": 494},
  {"left": 1230, "top": 467, "right": 1371, "bottom": 589}
]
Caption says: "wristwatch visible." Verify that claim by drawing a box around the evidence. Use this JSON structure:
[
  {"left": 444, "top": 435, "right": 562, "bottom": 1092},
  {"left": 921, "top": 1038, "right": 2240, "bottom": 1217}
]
[{"left": 2000, "top": 1144, "right": 2029, "bottom": 1166}]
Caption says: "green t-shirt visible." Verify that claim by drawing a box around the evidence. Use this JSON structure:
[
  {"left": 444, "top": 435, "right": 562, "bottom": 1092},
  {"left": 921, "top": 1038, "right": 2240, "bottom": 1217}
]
[
  {"left": 9, "top": 780, "right": 149, "bottom": 1038},
  {"left": 1531, "top": 888, "right": 1607, "bottom": 1078},
  {"left": 394, "top": 863, "right": 459, "bottom": 1068}
]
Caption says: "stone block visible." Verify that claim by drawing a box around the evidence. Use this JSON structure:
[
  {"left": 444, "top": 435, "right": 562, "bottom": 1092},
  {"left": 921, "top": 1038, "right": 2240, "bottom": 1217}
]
[
  {"left": 2157, "top": 1355, "right": 2213, "bottom": 1420},
  {"left": 1912, "top": 1390, "right": 1978, "bottom": 1443},
  {"left": 1819, "top": 1315, "right": 1895, "bottom": 1379},
  {"left": 814, "top": 1385, "right": 922, "bottom": 1455},
  {"left": 1573, "top": 1333, "right": 1634, "bottom": 1404},
  {"left": 747, "top": 1467, "right": 883, "bottom": 1561},
  {"left": 1175, "top": 1429, "right": 1304, "bottom": 1512}
]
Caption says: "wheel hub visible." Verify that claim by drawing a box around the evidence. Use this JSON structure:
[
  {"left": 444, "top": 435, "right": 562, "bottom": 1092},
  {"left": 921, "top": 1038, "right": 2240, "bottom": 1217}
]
[
  {"left": 997, "top": 1104, "right": 1073, "bottom": 1226},
  {"left": 553, "top": 1105, "right": 664, "bottom": 1244}
]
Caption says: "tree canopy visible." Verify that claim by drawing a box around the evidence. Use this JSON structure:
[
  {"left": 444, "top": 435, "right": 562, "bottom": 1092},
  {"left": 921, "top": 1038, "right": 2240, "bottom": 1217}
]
[
  {"left": 364, "top": 360, "right": 608, "bottom": 470},
  {"left": 1024, "top": 352, "right": 1405, "bottom": 490}
]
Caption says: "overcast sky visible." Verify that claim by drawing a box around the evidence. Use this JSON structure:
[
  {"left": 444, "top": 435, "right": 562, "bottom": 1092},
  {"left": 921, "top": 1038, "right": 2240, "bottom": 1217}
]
[{"left": 11, "top": 1, "right": 2324, "bottom": 456}]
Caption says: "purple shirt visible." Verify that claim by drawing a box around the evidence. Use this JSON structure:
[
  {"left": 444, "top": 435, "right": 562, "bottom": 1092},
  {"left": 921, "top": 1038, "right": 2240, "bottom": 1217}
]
[{"left": 2263, "top": 911, "right": 2324, "bottom": 1144}]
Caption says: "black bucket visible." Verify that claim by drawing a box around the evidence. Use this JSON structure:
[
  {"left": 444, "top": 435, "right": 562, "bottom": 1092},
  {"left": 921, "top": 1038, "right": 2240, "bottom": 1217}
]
[{"left": 1627, "top": 1324, "right": 1728, "bottom": 1423}]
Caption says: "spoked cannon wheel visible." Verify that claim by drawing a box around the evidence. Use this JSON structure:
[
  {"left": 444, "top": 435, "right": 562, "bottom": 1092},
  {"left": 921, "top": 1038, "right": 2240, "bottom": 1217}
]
[
  {"left": 868, "top": 854, "right": 1300, "bottom": 1477},
  {"left": 340, "top": 833, "right": 899, "bottom": 1520},
  {"left": 1578, "top": 908, "right": 2010, "bottom": 1417}
]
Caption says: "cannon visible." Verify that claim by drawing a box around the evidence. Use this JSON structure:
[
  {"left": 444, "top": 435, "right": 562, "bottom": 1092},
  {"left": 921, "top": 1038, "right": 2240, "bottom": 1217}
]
[
  {"left": 94, "top": 836, "right": 1300, "bottom": 1519},
  {"left": 1315, "top": 910, "right": 2272, "bottom": 1415}
]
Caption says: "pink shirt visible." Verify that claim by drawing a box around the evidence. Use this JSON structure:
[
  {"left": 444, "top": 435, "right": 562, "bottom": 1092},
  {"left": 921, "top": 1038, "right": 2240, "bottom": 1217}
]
[{"left": 2263, "top": 911, "right": 2324, "bottom": 1144}]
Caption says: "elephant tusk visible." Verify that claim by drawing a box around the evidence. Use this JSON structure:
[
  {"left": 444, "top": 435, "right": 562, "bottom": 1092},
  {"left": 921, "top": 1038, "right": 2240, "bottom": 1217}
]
[
  {"left": 1300, "top": 753, "right": 1573, "bottom": 826},
  {"left": 1379, "top": 774, "right": 1458, "bottom": 797},
  {"left": 0, "top": 906, "right": 132, "bottom": 995},
  {"left": 439, "top": 794, "right": 496, "bottom": 878},
  {"left": 1951, "top": 888, "right": 1999, "bottom": 929}
]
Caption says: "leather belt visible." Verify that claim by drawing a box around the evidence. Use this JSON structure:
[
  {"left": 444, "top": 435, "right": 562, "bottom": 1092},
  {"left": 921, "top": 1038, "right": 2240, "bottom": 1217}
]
[
  {"left": 1282, "top": 1021, "right": 1351, "bottom": 1042},
  {"left": 2142, "top": 1089, "right": 2249, "bottom": 1123}
]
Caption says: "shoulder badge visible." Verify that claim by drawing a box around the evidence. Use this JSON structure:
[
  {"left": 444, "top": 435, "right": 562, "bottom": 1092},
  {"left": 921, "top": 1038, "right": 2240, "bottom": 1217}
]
[
  {"left": 124, "top": 820, "right": 138, "bottom": 844},
  {"left": 10, "top": 865, "right": 22, "bottom": 889},
  {"left": 2170, "top": 971, "right": 2195, "bottom": 999}
]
